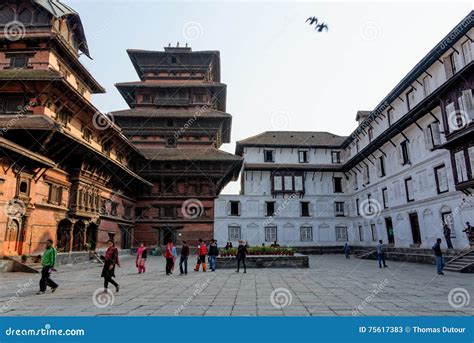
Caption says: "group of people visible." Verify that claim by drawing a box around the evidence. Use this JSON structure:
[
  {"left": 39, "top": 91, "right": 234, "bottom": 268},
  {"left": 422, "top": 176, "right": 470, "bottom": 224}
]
[{"left": 36, "top": 222, "right": 474, "bottom": 294}]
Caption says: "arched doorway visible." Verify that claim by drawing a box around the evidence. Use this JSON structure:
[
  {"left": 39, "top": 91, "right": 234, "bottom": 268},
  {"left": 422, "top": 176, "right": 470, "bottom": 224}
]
[
  {"left": 4, "top": 219, "right": 20, "bottom": 254},
  {"left": 72, "top": 221, "right": 85, "bottom": 251},
  {"left": 86, "top": 223, "right": 98, "bottom": 251},
  {"left": 56, "top": 219, "right": 72, "bottom": 253}
]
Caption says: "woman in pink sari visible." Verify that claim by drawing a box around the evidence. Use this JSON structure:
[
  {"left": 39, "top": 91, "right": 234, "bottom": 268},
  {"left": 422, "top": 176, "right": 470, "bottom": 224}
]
[{"left": 136, "top": 242, "right": 147, "bottom": 274}]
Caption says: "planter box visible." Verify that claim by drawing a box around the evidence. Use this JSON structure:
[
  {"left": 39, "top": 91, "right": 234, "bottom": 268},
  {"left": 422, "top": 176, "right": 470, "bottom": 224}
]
[{"left": 216, "top": 253, "right": 309, "bottom": 269}]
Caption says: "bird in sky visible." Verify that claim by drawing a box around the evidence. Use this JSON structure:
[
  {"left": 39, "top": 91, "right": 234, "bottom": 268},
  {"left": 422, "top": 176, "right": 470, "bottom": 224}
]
[{"left": 306, "top": 16, "right": 329, "bottom": 32}]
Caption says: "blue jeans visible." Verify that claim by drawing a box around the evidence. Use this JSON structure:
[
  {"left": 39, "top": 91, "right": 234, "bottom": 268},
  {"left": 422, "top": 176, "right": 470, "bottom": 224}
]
[
  {"left": 377, "top": 253, "right": 387, "bottom": 268},
  {"left": 209, "top": 256, "right": 217, "bottom": 271},
  {"left": 436, "top": 256, "right": 445, "bottom": 273}
]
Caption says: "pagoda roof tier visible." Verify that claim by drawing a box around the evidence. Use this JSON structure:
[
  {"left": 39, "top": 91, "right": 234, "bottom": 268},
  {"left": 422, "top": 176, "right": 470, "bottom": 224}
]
[
  {"left": 33, "top": 0, "right": 91, "bottom": 58},
  {"left": 115, "top": 81, "right": 227, "bottom": 111},
  {"left": 0, "top": 69, "right": 64, "bottom": 81},
  {"left": 0, "top": 137, "right": 56, "bottom": 168},
  {"left": 111, "top": 107, "right": 230, "bottom": 118},
  {"left": 0, "top": 115, "right": 152, "bottom": 187},
  {"left": 127, "top": 48, "right": 221, "bottom": 81},
  {"left": 140, "top": 148, "right": 243, "bottom": 162}
]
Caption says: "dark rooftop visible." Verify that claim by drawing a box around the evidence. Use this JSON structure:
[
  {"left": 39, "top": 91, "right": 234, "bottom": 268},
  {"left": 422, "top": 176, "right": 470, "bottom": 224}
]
[{"left": 140, "top": 148, "right": 242, "bottom": 162}]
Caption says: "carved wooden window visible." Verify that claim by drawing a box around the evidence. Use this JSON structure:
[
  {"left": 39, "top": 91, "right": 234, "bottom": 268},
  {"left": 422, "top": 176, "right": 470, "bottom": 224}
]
[{"left": 47, "top": 184, "right": 63, "bottom": 205}]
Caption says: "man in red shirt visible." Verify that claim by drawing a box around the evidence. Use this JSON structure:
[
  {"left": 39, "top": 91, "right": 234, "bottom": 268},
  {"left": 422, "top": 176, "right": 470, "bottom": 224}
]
[
  {"left": 165, "top": 239, "right": 174, "bottom": 275},
  {"left": 194, "top": 238, "right": 207, "bottom": 272}
]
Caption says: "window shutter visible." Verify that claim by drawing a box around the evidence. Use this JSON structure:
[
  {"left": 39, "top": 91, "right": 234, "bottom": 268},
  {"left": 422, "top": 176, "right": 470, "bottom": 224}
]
[
  {"left": 431, "top": 123, "right": 441, "bottom": 146},
  {"left": 461, "top": 90, "right": 474, "bottom": 120},
  {"left": 423, "top": 127, "right": 433, "bottom": 150},
  {"left": 376, "top": 158, "right": 382, "bottom": 177},
  {"left": 227, "top": 202, "right": 231, "bottom": 216},
  {"left": 443, "top": 56, "right": 453, "bottom": 78}
]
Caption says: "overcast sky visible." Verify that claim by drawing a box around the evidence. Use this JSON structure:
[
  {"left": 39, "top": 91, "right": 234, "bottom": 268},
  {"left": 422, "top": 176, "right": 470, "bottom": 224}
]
[{"left": 69, "top": 1, "right": 472, "bottom": 194}]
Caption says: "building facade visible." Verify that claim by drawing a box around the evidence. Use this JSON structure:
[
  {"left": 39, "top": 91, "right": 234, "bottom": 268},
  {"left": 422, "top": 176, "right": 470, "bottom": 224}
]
[
  {"left": 0, "top": 0, "right": 240, "bottom": 258},
  {"left": 214, "top": 12, "right": 474, "bottom": 249}
]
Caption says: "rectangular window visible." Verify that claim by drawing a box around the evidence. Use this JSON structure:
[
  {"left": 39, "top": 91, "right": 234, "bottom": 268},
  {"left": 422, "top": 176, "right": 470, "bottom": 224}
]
[
  {"left": 335, "top": 202, "right": 345, "bottom": 217},
  {"left": 124, "top": 205, "right": 133, "bottom": 219},
  {"left": 135, "top": 207, "right": 146, "bottom": 218},
  {"left": 166, "top": 136, "right": 176, "bottom": 148},
  {"left": 111, "top": 202, "right": 118, "bottom": 216},
  {"left": 458, "top": 89, "right": 474, "bottom": 122},
  {"left": 449, "top": 52, "right": 457, "bottom": 75},
  {"left": 434, "top": 165, "right": 449, "bottom": 194},
  {"left": 229, "top": 201, "right": 240, "bottom": 216},
  {"left": 273, "top": 175, "right": 283, "bottom": 191},
  {"left": 454, "top": 150, "right": 468, "bottom": 183},
  {"left": 422, "top": 76, "right": 431, "bottom": 97},
  {"left": 424, "top": 122, "right": 441, "bottom": 150},
  {"left": 353, "top": 173, "right": 358, "bottom": 190},
  {"left": 228, "top": 226, "right": 241, "bottom": 241},
  {"left": 264, "top": 150, "right": 274, "bottom": 162},
  {"left": 284, "top": 175, "right": 293, "bottom": 190},
  {"left": 294, "top": 176, "right": 304, "bottom": 192},
  {"left": 356, "top": 198, "right": 360, "bottom": 215},
  {"left": 367, "top": 194, "right": 373, "bottom": 213},
  {"left": 371, "top": 224, "right": 377, "bottom": 242},
  {"left": 333, "top": 177, "right": 343, "bottom": 193},
  {"left": 331, "top": 151, "right": 341, "bottom": 164},
  {"left": 300, "top": 226, "right": 313, "bottom": 242},
  {"left": 399, "top": 140, "right": 410, "bottom": 165},
  {"left": 405, "top": 177, "right": 414, "bottom": 202},
  {"left": 378, "top": 156, "right": 386, "bottom": 177},
  {"left": 47, "top": 184, "right": 63, "bottom": 206},
  {"left": 265, "top": 226, "right": 277, "bottom": 242},
  {"left": 368, "top": 127, "right": 374, "bottom": 142},
  {"left": 301, "top": 202, "right": 310, "bottom": 217},
  {"left": 359, "top": 225, "right": 364, "bottom": 241},
  {"left": 462, "top": 40, "right": 473, "bottom": 65},
  {"left": 10, "top": 56, "right": 29, "bottom": 69},
  {"left": 387, "top": 108, "right": 394, "bottom": 126},
  {"left": 335, "top": 226, "right": 348, "bottom": 242},
  {"left": 265, "top": 201, "right": 275, "bottom": 217},
  {"left": 363, "top": 164, "right": 370, "bottom": 185},
  {"left": 298, "top": 150, "right": 309, "bottom": 163},
  {"left": 162, "top": 206, "right": 175, "bottom": 218},
  {"left": 406, "top": 89, "right": 415, "bottom": 111},
  {"left": 382, "top": 187, "right": 388, "bottom": 209}
]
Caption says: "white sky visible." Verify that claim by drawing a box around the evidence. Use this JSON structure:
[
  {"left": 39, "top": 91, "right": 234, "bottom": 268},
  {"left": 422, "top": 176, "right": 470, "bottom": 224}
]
[{"left": 70, "top": 0, "right": 473, "bottom": 194}]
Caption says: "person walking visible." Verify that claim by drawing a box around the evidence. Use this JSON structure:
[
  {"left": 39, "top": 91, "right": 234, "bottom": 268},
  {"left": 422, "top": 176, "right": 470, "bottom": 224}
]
[
  {"left": 376, "top": 240, "right": 388, "bottom": 268},
  {"left": 236, "top": 240, "right": 248, "bottom": 273},
  {"left": 443, "top": 224, "right": 454, "bottom": 249},
  {"left": 136, "top": 242, "right": 147, "bottom": 274},
  {"left": 463, "top": 222, "right": 473, "bottom": 245},
  {"left": 179, "top": 240, "right": 189, "bottom": 275},
  {"left": 342, "top": 242, "right": 351, "bottom": 259},
  {"left": 208, "top": 239, "right": 219, "bottom": 272},
  {"left": 432, "top": 238, "right": 445, "bottom": 275},
  {"left": 165, "top": 239, "right": 174, "bottom": 275},
  {"left": 37, "top": 239, "right": 58, "bottom": 295},
  {"left": 101, "top": 240, "right": 120, "bottom": 293},
  {"left": 194, "top": 239, "right": 207, "bottom": 272}
]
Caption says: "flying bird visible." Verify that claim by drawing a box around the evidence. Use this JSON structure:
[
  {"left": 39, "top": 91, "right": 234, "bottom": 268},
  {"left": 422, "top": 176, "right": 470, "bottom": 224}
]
[{"left": 306, "top": 16, "right": 329, "bottom": 32}]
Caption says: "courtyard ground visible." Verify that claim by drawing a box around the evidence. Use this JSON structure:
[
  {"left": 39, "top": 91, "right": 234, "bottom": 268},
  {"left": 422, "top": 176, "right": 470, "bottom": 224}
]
[{"left": 0, "top": 255, "right": 472, "bottom": 316}]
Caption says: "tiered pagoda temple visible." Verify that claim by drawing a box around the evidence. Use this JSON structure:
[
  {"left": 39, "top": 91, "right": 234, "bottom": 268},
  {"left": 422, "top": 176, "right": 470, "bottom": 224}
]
[{"left": 112, "top": 45, "right": 242, "bottom": 247}]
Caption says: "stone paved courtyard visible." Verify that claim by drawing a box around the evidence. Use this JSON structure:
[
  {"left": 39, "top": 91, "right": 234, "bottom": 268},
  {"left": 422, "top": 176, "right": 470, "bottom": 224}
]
[{"left": 0, "top": 255, "right": 472, "bottom": 316}]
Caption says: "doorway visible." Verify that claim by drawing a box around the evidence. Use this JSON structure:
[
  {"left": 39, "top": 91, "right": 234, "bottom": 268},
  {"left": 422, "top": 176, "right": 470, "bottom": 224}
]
[
  {"left": 86, "top": 223, "right": 98, "bottom": 251},
  {"left": 385, "top": 217, "right": 395, "bottom": 245},
  {"left": 409, "top": 212, "right": 422, "bottom": 246},
  {"left": 159, "top": 226, "right": 176, "bottom": 245},
  {"left": 4, "top": 219, "right": 20, "bottom": 254}
]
